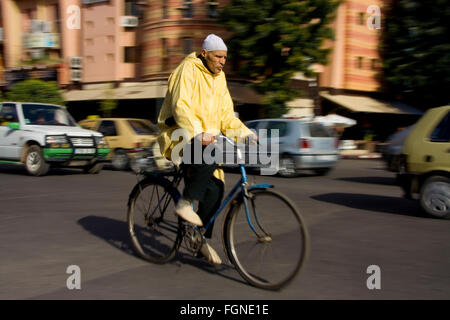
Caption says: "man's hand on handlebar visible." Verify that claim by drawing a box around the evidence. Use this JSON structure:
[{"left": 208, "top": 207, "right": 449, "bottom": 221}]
[
  {"left": 196, "top": 132, "right": 216, "bottom": 146},
  {"left": 245, "top": 133, "right": 258, "bottom": 145}
]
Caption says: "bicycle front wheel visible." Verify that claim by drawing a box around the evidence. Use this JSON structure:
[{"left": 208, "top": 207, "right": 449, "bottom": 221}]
[
  {"left": 127, "top": 178, "right": 182, "bottom": 264},
  {"left": 224, "top": 188, "right": 309, "bottom": 290}
]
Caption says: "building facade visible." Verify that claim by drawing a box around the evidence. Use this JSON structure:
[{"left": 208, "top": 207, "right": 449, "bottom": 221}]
[
  {"left": 1, "top": 0, "right": 419, "bottom": 132},
  {"left": 319, "top": 0, "right": 384, "bottom": 93}
]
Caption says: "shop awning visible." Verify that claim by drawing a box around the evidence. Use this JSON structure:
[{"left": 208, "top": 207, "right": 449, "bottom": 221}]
[
  {"left": 63, "top": 81, "right": 168, "bottom": 102},
  {"left": 64, "top": 81, "right": 263, "bottom": 104},
  {"left": 284, "top": 98, "right": 314, "bottom": 117},
  {"left": 320, "top": 92, "right": 423, "bottom": 115}
]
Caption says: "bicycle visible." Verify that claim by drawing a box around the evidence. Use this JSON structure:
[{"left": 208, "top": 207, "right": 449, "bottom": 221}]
[{"left": 127, "top": 135, "right": 309, "bottom": 290}]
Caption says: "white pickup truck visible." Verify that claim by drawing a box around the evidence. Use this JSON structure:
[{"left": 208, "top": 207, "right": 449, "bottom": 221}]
[{"left": 0, "top": 102, "right": 110, "bottom": 176}]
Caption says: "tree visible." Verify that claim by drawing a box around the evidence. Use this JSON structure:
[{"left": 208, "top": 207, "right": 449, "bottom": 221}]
[
  {"left": 380, "top": 0, "right": 450, "bottom": 110},
  {"left": 219, "top": 0, "right": 340, "bottom": 117},
  {"left": 6, "top": 79, "right": 64, "bottom": 105}
]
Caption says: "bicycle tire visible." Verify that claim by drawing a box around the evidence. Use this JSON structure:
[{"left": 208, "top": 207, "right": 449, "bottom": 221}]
[
  {"left": 224, "top": 188, "right": 309, "bottom": 290},
  {"left": 127, "top": 177, "right": 182, "bottom": 264}
]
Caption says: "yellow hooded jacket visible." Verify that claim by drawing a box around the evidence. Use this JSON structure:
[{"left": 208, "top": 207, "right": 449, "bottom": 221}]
[{"left": 157, "top": 52, "right": 253, "bottom": 182}]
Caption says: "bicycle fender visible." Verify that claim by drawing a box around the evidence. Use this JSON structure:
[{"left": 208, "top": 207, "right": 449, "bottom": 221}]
[{"left": 248, "top": 183, "right": 273, "bottom": 190}]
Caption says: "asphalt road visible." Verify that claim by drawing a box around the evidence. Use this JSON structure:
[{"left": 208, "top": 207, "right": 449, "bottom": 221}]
[{"left": 1, "top": 159, "right": 449, "bottom": 300}]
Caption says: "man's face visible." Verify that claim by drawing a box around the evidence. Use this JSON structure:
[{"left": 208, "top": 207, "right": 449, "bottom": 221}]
[{"left": 201, "top": 50, "right": 227, "bottom": 74}]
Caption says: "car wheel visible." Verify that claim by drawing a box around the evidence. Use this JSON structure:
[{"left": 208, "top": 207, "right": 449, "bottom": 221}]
[
  {"left": 83, "top": 162, "right": 103, "bottom": 174},
  {"left": 278, "top": 156, "right": 298, "bottom": 178},
  {"left": 25, "top": 145, "right": 50, "bottom": 176},
  {"left": 111, "top": 149, "right": 129, "bottom": 171},
  {"left": 314, "top": 168, "right": 331, "bottom": 176},
  {"left": 420, "top": 176, "right": 450, "bottom": 219}
]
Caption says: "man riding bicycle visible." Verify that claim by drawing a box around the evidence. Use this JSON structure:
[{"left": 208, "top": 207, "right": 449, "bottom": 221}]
[{"left": 157, "top": 34, "right": 256, "bottom": 264}]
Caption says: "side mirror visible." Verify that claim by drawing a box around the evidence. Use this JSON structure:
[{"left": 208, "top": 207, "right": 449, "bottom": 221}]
[{"left": 8, "top": 122, "right": 20, "bottom": 130}]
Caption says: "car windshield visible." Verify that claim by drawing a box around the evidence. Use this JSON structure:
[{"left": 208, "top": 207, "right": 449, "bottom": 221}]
[
  {"left": 22, "top": 104, "right": 77, "bottom": 126},
  {"left": 309, "top": 123, "right": 333, "bottom": 137},
  {"left": 128, "top": 120, "right": 158, "bottom": 135}
]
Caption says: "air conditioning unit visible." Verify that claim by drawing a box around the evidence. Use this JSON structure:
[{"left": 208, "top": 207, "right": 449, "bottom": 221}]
[
  {"left": 71, "top": 69, "right": 82, "bottom": 82},
  {"left": 31, "top": 20, "right": 44, "bottom": 33},
  {"left": 42, "top": 21, "right": 53, "bottom": 33},
  {"left": 120, "top": 16, "right": 138, "bottom": 27},
  {"left": 69, "top": 56, "right": 83, "bottom": 69}
]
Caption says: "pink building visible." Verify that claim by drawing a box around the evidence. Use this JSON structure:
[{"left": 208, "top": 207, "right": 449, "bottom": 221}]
[
  {"left": 0, "top": 0, "right": 141, "bottom": 88},
  {"left": 319, "top": 0, "right": 384, "bottom": 93}
]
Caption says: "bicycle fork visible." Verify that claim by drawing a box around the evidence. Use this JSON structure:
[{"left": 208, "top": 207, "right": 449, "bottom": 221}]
[{"left": 242, "top": 183, "right": 272, "bottom": 243}]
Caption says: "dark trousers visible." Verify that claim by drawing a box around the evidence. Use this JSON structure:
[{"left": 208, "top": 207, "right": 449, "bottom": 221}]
[{"left": 181, "top": 141, "right": 224, "bottom": 239}]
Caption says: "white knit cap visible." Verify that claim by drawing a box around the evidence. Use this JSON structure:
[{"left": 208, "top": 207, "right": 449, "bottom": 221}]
[{"left": 202, "top": 34, "right": 228, "bottom": 52}]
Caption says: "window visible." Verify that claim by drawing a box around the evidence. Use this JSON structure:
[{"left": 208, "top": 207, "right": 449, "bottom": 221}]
[
  {"left": 128, "top": 120, "right": 158, "bottom": 135},
  {"left": 161, "top": 38, "right": 169, "bottom": 71},
  {"left": 125, "top": 0, "right": 140, "bottom": 16},
  {"left": 182, "top": 0, "right": 193, "bottom": 18},
  {"left": 356, "top": 56, "right": 364, "bottom": 69},
  {"left": 183, "top": 38, "right": 193, "bottom": 55},
  {"left": 124, "top": 47, "right": 137, "bottom": 63},
  {"left": 161, "top": 38, "right": 168, "bottom": 57},
  {"left": 245, "top": 121, "right": 260, "bottom": 131},
  {"left": 0, "top": 103, "right": 19, "bottom": 126},
  {"left": 430, "top": 112, "right": 450, "bottom": 142},
  {"left": 358, "top": 12, "right": 365, "bottom": 25},
  {"left": 98, "top": 121, "right": 118, "bottom": 137},
  {"left": 208, "top": 1, "right": 219, "bottom": 18},
  {"left": 371, "top": 58, "right": 380, "bottom": 70},
  {"left": 266, "top": 121, "right": 289, "bottom": 138},
  {"left": 21, "top": 104, "right": 76, "bottom": 126},
  {"left": 309, "top": 123, "right": 332, "bottom": 137},
  {"left": 162, "top": 0, "right": 168, "bottom": 19}
]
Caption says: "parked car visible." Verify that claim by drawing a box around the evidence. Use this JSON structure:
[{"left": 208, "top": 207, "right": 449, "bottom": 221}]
[
  {"left": 245, "top": 118, "right": 339, "bottom": 177},
  {"left": 397, "top": 105, "right": 450, "bottom": 219},
  {"left": 0, "top": 102, "right": 109, "bottom": 176},
  {"left": 78, "top": 117, "right": 159, "bottom": 170},
  {"left": 381, "top": 126, "right": 414, "bottom": 172}
]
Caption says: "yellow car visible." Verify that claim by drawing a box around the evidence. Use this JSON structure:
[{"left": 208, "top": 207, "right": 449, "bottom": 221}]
[
  {"left": 398, "top": 105, "right": 450, "bottom": 219},
  {"left": 78, "top": 117, "right": 159, "bottom": 170}
]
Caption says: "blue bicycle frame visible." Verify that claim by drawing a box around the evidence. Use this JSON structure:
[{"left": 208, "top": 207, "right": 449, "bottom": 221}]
[{"left": 203, "top": 164, "right": 273, "bottom": 234}]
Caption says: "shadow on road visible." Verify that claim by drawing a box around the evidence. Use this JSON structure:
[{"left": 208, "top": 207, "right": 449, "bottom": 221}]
[
  {"left": 336, "top": 176, "right": 398, "bottom": 186},
  {"left": 311, "top": 193, "right": 424, "bottom": 217},
  {"left": 77, "top": 215, "right": 246, "bottom": 287},
  {"left": 0, "top": 163, "right": 87, "bottom": 176}
]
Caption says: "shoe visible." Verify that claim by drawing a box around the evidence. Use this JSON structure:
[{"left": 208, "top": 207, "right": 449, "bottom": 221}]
[
  {"left": 175, "top": 198, "right": 203, "bottom": 226},
  {"left": 199, "top": 242, "right": 222, "bottom": 265}
]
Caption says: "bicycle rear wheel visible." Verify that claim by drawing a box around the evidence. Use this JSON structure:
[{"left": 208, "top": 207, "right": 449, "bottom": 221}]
[
  {"left": 127, "top": 178, "right": 182, "bottom": 263},
  {"left": 224, "top": 188, "right": 309, "bottom": 290}
]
